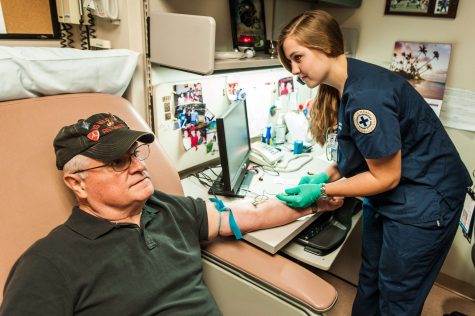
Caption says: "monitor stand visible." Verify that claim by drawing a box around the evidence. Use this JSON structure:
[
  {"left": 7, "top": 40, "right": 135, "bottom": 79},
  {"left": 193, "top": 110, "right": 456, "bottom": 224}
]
[{"left": 208, "top": 170, "right": 255, "bottom": 198}]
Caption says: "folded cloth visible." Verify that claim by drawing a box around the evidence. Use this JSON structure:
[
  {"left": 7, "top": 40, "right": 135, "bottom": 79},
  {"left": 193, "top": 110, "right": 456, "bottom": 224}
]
[{"left": 0, "top": 46, "right": 139, "bottom": 102}]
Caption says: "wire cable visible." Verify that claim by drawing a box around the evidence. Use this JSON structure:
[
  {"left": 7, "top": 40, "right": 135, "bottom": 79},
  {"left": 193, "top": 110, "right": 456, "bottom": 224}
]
[
  {"left": 79, "top": 22, "right": 88, "bottom": 50},
  {"left": 59, "top": 23, "right": 68, "bottom": 48},
  {"left": 87, "top": 11, "right": 97, "bottom": 40},
  {"left": 60, "top": 23, "right": 74, "bottom": 48},
  {"left": 274, "top": 154, "right": 313, "bottom": 173}
]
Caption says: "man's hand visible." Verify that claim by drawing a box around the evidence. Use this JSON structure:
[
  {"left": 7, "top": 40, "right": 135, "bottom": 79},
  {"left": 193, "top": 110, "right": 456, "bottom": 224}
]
[
  {"left": 299, "top": 172, "right": 329, "bottom": 185},
  {"left": 317, "top": 197, "right": 344, "bottom": 212},
  {"left": 276, "top": 183, "right": 323, "bottom": 208}
]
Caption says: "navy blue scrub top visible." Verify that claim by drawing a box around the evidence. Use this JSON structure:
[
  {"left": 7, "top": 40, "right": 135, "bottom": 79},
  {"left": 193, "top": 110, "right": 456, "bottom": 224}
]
[{"left": 336, "top": 58, "right": 472, "bottom": 226}]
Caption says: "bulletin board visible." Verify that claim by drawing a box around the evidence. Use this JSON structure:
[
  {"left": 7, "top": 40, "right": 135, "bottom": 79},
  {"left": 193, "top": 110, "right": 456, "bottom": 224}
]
[
  {"left": 153, "top": 67, "right": 313, "bottom": 173},
  {"left": 0, "top": 0, "right": 60, "bottom": 39}
]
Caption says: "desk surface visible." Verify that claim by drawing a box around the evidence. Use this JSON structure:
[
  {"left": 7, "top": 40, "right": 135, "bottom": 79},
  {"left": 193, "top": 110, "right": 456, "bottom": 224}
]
[{"left": 182, "top": 148, "right": 361, "bottom": 270}]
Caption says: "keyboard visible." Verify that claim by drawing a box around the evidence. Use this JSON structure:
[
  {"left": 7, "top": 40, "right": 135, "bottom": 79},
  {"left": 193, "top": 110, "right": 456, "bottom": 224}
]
[
  {"left": 295, "top": 198, "right": 362, "bottom": 255},
  {"left": 296, "top": 212, "right": 333, "bottom": 244}
]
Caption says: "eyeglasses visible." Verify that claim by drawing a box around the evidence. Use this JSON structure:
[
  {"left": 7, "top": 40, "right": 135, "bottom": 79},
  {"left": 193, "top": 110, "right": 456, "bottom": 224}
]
[{"left": 73, "top": 144, "right": 150, "bottom": 174}]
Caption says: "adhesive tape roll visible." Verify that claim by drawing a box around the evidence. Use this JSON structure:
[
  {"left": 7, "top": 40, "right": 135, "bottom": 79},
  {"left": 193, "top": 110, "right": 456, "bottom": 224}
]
[{"left": 243, "top": 49, "right": 256, "bottom": 58}]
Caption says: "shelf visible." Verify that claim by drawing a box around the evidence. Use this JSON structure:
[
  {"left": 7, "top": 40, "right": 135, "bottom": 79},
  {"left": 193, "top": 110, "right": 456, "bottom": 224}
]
[
  {"left": 149, "top": 12, "right": 282, "bottom": 75},
  {"left": 214, "top": 52, "right": 281, "bottom": 72}
]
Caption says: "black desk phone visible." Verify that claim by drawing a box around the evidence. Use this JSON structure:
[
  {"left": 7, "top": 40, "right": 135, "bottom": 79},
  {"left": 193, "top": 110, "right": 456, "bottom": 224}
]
[{"left": 296, "top": 197, "right": 362, "bottom": 256}]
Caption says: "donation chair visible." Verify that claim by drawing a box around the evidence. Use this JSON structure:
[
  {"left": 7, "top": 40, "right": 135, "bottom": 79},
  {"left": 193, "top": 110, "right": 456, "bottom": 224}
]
[{"left": 0, "top": 93, "right": 337, "bottom": 315}]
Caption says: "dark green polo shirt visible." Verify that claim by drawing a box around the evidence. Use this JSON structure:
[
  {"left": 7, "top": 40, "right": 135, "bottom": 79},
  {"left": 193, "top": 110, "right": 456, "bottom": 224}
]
[{"left": 0, "top": 191, "right": 221, "bottom": 316}]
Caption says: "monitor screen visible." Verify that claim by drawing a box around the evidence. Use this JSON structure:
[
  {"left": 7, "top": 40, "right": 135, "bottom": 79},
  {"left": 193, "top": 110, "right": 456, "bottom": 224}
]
[{"left": 210, "top": 99, "right": 252, "bottom": 197}]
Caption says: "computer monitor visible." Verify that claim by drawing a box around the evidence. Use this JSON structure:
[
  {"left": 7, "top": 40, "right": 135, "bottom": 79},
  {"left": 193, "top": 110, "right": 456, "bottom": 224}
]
[{"left": 209, "top": 99, "right": 254, "bottom": 197}]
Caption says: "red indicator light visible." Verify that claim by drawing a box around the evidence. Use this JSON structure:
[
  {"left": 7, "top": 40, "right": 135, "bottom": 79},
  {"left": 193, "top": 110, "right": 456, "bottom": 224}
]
[{"left": 239, "top": 35, "right": 254, "bottom": 43}]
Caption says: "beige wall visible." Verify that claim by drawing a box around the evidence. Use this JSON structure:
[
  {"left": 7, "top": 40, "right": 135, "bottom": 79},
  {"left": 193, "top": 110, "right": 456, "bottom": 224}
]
[
  {"left": 93, "top": 1, "right": 148, "bottom": 121},
  {"left": 324, "top": 0, "right": 475, "bottom": 287}
]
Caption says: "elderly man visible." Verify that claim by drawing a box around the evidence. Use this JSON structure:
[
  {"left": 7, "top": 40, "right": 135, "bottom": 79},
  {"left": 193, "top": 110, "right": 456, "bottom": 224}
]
[{"left": 0, "top": 113, "right": 343, "bottom": 315}]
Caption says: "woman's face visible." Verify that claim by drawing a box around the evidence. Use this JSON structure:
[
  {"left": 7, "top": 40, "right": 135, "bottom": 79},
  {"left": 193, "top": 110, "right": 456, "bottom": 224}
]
[{"left": 283, "top": 36, "right": 331, "bottom": 88}]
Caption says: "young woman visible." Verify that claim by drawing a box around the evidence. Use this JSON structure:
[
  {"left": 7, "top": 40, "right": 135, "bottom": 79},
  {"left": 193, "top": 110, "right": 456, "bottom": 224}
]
[{"left": 276, "top": 10, "right": 472, "bottom": 315}]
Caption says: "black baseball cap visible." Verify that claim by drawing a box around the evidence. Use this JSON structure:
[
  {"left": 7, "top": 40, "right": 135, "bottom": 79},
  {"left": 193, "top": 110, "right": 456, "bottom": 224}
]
[{"left": 54, "top": 113, "right": 155, "bottom": 170}]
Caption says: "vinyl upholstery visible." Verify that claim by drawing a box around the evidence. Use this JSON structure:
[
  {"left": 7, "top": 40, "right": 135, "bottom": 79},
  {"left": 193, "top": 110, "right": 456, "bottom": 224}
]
[{"left": 0, "top": 93, "right": 337, "bottom": 313}]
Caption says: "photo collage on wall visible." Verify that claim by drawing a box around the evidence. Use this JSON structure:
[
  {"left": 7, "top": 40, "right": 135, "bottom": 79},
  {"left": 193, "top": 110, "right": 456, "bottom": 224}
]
[
  {"left": 174, "top": 82, "right": 215, "bottom": 152},
  {"left": 390, "top": 41, "right": 451, "bottom": 116}
]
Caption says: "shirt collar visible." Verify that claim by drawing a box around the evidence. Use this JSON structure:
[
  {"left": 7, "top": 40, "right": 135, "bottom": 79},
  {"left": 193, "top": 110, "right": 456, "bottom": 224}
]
[
  {"left": 65, "top": 205, "right": 160, "bottom": 240},
  {"left": 65, "top": 207, "right": 116, "bottom": 240}
]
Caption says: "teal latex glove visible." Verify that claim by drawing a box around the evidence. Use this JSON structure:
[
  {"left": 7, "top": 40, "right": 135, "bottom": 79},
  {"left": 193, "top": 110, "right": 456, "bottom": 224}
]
[
  {"left": 276, "top": 183, "right": 323, "bottom": 208},
  {"left": 299, "top": 172, "right": 329, "bottom": 185}
]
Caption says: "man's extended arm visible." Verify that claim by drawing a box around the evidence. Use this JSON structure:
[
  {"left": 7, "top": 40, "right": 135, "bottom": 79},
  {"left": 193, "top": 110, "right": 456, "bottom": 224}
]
[{"left": 206, "top": 197, "right": 344, "bottom": 239}]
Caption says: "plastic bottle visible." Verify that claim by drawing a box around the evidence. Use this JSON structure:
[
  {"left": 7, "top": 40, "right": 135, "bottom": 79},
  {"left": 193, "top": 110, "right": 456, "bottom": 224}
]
[
  {"left": 274, "top": 115, "right": 286, "bottom": 145},
  {"left": 265, "top": 126, "right": 272, "bottom": 145},
  {"left": 261, "top": 128, "right": 267, "bottom": 143}
]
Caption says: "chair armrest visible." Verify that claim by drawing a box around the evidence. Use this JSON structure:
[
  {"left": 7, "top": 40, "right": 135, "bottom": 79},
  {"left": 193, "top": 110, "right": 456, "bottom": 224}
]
[{"left": 201, "top": 239, "right": 337, "bottom": 313}]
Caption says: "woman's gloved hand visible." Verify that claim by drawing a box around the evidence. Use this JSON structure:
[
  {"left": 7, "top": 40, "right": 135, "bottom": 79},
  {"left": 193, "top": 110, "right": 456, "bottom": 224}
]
[
  {"left": 299, "top": 172, "right": 329, "bottom": 185},
  {"left": 276, "top": 183, "right": 324, "bottom": 208}
]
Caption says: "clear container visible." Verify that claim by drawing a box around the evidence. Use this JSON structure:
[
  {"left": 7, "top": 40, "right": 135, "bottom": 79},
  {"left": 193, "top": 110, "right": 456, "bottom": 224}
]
[{"left": 274, "top": 115, "right": 286, "bottom": 145}]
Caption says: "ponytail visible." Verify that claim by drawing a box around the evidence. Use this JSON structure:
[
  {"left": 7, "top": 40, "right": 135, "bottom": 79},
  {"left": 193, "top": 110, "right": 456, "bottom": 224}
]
[{"left": 310, "top": 84, "right": 339, "bottom": 146}]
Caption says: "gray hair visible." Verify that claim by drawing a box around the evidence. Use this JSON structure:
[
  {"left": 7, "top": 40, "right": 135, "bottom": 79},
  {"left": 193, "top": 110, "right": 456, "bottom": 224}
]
[{"left": 63, "top": 154, "right": 91, "bottom": 179}]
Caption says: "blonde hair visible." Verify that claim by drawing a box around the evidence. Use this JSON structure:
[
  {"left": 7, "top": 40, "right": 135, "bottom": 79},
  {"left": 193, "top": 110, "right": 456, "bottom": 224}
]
[{"left": 277, "top": 10, "right": 344, "bottom": 146}]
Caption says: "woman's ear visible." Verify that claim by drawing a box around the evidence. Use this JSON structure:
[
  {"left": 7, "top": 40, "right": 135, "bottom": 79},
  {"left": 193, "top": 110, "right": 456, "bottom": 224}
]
[{"left": 63, "top": 174, "right": 87, "bottom": 199}]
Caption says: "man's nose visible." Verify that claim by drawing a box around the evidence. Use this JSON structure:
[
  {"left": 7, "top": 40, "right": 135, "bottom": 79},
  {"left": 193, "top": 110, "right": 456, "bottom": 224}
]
[{"left": 129, "top": 155, "right": 146, "bottom": 173}]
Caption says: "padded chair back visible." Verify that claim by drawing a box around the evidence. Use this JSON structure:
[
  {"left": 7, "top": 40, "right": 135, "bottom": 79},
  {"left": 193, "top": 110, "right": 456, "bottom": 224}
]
[{"left": 0, "top": 93, "right": 183, "bottom": 300}]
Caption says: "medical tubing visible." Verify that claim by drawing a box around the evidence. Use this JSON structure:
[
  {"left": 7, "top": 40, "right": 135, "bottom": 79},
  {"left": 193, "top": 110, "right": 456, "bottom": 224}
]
[{"left": 209, "top": 198, "right": 243, "bottom": 240}]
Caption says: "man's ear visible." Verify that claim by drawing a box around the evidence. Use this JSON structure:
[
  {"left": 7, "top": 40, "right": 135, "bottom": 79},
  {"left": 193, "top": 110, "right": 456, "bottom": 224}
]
[{"left": 63, "top": 174, "right": 87, "bottom": 199}]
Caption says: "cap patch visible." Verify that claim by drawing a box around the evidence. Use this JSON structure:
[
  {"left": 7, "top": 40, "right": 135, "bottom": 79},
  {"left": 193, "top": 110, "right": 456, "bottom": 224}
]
[
  {"left": 353, "top": 109, "right": 377, "bottom": 134},
  {"left": 81, "top": 121, "right": 90, "bottom": 129},
  {"left": 87, "top": 130, "right": 100, "bottom": 141},
  {"left": 86, "top": 116, "right": 126, "bottom": 142}
]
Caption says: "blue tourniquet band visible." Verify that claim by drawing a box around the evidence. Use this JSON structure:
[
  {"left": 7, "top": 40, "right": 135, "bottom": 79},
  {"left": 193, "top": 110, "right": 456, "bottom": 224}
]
[{"left": 209, "top": 197, "right": 243, "bottom": 240}]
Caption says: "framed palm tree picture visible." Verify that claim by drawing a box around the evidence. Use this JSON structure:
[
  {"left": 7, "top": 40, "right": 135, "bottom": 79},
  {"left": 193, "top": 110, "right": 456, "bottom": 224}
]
[
  {"left": 390, "top": 41, "right": 452, "bottom": 116},
  {"left": 384, "top": 0, "right": 459, "bottom": 18}
]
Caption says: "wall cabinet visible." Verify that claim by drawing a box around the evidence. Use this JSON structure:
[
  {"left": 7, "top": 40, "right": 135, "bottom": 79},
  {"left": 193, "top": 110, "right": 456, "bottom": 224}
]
[
  {"left": 149, "top": 12, "right": 280, "bottom": 75},
  {"left": 149, "top": 0, "right": 360, "bottom": 74},
  {"left": 321, "top": 0, "right": 362, "bottom": 7}
]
